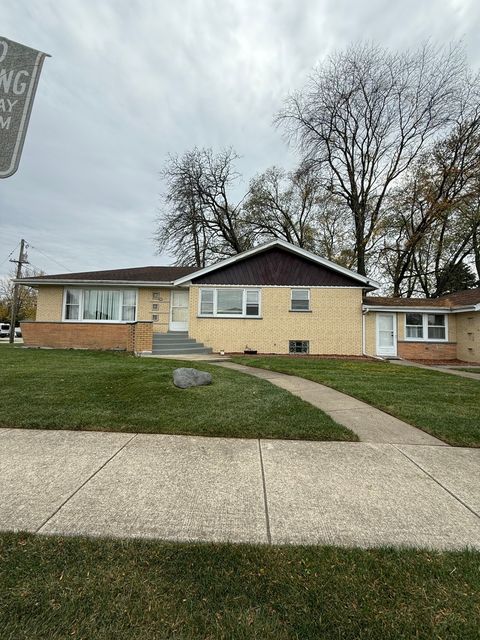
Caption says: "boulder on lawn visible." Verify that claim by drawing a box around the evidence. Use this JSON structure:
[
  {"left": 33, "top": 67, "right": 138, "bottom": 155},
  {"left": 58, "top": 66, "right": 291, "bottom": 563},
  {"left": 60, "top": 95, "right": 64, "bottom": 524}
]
[{"left": 173, "top": 367, "right": 212, "bottom": 389}]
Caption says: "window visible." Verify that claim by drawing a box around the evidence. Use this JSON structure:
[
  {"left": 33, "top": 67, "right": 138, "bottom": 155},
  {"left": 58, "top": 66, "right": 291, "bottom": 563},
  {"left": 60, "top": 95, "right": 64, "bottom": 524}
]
[
  {"left": 152, "top": 303, "right": 159, "bottom": 311},
  {"left": 200, "top": 289, "right": 214, "bottom": 315},
  {"left": 289, "top": 340, "right": 309, "bottom": 354},
  {"left": 64, "top": 289, "right": 137, "bottom": 322},
  {"left": 291, "top": 289, "right": 310, "bottom": 311},
  {"left": 199, "top": 289, "right": 261, "bottom": 318},
  {"left": 428, "top": 314, "right": 446, "bottom": 340},
  {"left": 152, "top": 292, "right": 160, "bottom": 300},
  {"left": 122, "top": 290, "right": 136, "bottom": 321},
  {"left": 246, "top": 290, "right": 260, "bottom": 316},
  {"left": 405, "top": 313, "right": 423, "bottom": 339},
  {"left": 152, "top": 314, "right": 159, "bottom": 322},
  {"left": 65, "top": 289, "right": 80, "bottom": 320},
  {"left": 405, "top": 313, "right": 447, "bottom": 341},
  {"left": 217, "top": 289, "right": 243, "bottom": 315}
]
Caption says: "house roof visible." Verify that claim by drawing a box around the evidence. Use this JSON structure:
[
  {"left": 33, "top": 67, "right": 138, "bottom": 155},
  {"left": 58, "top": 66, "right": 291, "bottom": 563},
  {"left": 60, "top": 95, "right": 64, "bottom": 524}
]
[
  {"left": 17, "top": 240, "right": 380, "bottom": 290},
  {"left": 18, "top": 265, "right": 197, "bottom": 286},
  {"left": 364, "top": 287, "right": 480, "bottom": 311},
  {"left": 174, "top": 239, "right": 380, "bottom": 289}
]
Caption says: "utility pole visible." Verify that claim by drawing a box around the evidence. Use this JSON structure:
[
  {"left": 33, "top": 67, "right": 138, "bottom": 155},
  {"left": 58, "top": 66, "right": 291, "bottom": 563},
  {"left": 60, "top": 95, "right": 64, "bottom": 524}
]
[{"left": 9, "top": 239, "right": 28, "bottom": 344}]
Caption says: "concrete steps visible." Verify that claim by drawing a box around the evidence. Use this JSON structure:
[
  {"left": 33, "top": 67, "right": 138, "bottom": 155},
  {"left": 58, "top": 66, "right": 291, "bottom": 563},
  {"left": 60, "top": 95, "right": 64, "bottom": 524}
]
[{"left": 152, "top": 332, "right": 213, "bottom": 355}]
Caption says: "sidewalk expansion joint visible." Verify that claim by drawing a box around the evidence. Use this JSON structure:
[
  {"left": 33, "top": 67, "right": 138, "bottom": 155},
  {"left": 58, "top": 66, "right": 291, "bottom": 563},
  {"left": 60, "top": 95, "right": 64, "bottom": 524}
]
[
  {"left": 35, "top": 433, "right": 139, "bottom": 533},
  {"left": 393, "top": 445, "right": 480, "bottom": 521},
  {"left": 258, "top": 439, "right": 272, "bottom": 544}
]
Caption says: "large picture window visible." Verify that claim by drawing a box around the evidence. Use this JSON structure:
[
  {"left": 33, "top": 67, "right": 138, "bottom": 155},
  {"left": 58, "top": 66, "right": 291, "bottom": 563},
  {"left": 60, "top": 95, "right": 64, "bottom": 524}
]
[
  {"left": 199, "top": 288, "right": 260, "bottom": 318},
  {"left": 405, "top": 313, "right": 447, "bottom": 341},
  {"left": 63, "top": 288, "right": 137, "bottom": 322}
]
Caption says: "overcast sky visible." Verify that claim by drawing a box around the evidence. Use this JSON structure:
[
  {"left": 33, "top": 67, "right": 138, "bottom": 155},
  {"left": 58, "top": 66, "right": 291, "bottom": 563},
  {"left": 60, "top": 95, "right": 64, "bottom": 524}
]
[{"left": 1, "top": 0, "right": 480, "bottom": 278}]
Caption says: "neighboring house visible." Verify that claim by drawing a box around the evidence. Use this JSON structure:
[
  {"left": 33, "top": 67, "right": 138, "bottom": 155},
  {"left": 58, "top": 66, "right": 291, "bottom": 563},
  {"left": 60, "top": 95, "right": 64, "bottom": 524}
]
[
  {"left": 363, "top": 289, "right": 480, "bottom": 362},
  {"left": 17, "top": 239, "right": 480, "bottom": 362}
]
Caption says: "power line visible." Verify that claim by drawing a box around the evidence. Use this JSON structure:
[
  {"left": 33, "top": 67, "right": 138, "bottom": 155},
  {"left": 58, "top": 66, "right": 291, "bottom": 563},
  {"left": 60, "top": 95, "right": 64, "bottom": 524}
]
[
  {"left": 0, "top": 242, "right": 21, "bottom": 270},
  {"left": 28, "top": 243, "right": 71, "bottom": 272}
]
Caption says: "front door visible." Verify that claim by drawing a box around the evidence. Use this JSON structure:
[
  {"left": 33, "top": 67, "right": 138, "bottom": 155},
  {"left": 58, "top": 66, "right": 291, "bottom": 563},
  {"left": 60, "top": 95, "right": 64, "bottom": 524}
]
[
  {"left": 376, "top": 313, "right": 397, "bottom": 357},
  {"left": 169, "top": 290, "right": 189, "bottom": 331}
]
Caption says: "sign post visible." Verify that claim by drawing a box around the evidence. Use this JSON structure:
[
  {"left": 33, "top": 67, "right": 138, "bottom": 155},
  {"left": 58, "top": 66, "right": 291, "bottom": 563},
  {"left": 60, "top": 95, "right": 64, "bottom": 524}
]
[{"left": 0, "top": 37, "right": 49, "bottom": 178}]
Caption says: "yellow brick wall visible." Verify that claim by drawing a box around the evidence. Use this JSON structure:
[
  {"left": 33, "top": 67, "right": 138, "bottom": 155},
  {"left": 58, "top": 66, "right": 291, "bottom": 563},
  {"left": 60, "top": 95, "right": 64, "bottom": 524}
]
[
  {"left": 364, "top": 312, "right": 376, "bottom": 355},
  {"left": 137, "top": 288, "right": 171, "bottom": 332},
  {"left": 188, "top": 286, "right": 363, "bottom": 354},
  {"left": 35, "top": 286, "right": 64, "bottom": 321},
  {"left": 456, "top": 311, "right": 480, "bottom": 362}
]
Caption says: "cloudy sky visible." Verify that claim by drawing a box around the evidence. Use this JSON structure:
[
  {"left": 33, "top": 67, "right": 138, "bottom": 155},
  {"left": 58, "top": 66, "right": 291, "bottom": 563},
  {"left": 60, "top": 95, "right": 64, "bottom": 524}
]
[{"left": 1, "top": 0, "right": 480, "bottom": 278}]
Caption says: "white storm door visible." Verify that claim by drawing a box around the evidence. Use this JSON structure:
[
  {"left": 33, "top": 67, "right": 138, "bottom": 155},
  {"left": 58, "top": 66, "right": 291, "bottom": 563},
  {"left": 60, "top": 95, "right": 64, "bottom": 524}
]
[
  {"left": 376, "top": 313, "right": 397, "bottom": 357},
  {"left": 169, "top": 290, "right": 189, "bottom": 331}
]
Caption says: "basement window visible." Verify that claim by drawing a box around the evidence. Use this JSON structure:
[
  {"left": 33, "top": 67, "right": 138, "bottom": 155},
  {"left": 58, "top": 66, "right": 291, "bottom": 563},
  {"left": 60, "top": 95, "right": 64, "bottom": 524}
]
[{"left": 289, "top": 340, "right": 309, "bottom": 354}]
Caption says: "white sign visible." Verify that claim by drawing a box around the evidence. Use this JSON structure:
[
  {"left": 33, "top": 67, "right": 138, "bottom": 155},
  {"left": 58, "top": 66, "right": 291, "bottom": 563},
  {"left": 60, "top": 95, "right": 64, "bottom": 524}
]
[{"left": 0, "top": 37, "right": 49, "bottom": 178}]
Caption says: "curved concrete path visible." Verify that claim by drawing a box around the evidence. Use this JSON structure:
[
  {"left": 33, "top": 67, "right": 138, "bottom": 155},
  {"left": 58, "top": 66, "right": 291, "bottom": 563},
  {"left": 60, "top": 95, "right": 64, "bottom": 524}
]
[
  {"left": 1, "top": 428, "right": 479, "bottom": 550},
  {"left": 214, "top": 362, "right": 446, "bottom": 446}
]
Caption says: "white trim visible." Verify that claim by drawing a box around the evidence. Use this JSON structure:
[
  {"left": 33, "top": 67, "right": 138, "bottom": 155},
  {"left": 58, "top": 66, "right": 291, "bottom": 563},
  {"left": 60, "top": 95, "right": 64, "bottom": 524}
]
[
  {"left": 363, "top": 304, "right": 451, "bottom": 313},
  {"left": 376, "top": 313, "right": 397, "bottom": 357},
  {"left": 193, "top": 284, "right": 365, "bottom": 289},
  {"left": 404, "top": 312, "right": 448, "bottom": 343},
  {"left": 173, "top": 239, "right": 380, "bottom": 288},
  {"left": 62, "top": 287, "right": 138, "bottom": 323},
  {"left": 198, "top": 287, "right": 261, "bottom": 319}
]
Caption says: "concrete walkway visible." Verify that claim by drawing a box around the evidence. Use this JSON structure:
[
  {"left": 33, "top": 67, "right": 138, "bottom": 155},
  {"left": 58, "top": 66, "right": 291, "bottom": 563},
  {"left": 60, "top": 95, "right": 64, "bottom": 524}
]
[
  {"left": 389, "top": 358, "right": 480, "bottom": 381},
  {"left": 1, "top": 428, "right": 479, "bottom": 550},
  {"left": 214, "top": 362, "right": 445, "bottom": 446}
]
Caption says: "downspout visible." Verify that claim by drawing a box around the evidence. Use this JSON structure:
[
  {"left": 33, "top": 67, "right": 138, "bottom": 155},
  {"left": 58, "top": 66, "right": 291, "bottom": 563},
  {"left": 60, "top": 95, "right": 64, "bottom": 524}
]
[{"left": 362, "top": 307, "right": 386, "bottom": 360}]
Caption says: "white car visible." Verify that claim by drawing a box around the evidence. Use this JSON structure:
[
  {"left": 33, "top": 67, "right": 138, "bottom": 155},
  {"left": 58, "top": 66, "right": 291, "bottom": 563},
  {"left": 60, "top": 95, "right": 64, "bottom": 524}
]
[{"left": 0, "top": 324, "right": 22, "bottom": 338}]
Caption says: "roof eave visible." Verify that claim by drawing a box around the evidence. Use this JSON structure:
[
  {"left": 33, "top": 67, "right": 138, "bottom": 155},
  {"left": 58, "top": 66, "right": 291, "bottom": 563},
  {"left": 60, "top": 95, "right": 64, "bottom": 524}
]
[{"left": 14, "top": 279, "right": 180, "bottom": 287}]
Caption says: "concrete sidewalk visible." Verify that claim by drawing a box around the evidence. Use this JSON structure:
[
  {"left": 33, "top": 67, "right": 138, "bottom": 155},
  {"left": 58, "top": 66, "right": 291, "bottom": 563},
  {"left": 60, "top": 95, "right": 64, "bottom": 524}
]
[
  {"left": 214, "top": 362, "right": 445, "bottom": 446},
  {"left": 1, "top": 428, "right": 479, "bottom": 550}
]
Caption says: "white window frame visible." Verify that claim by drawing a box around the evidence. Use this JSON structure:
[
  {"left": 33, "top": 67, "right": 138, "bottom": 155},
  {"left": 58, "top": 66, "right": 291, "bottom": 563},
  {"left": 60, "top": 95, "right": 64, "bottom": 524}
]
[
  {"left": 404, "top": 313, "right": 448, "bottom": 342},
  {"left": 62, "top": 288, "right": 138, "bottom": 323},
  {"left": 290, "top": 288, "right": 311, "bottom": 312},
  {"left": 198, "top": 288, "right": 261, "bottom": 318}
]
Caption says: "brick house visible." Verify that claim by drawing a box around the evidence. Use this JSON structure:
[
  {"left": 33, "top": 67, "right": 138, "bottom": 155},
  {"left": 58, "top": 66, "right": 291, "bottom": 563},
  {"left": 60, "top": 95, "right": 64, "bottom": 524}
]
[{"left": 17, "top": 240, "right": 480, "bottom": 362}]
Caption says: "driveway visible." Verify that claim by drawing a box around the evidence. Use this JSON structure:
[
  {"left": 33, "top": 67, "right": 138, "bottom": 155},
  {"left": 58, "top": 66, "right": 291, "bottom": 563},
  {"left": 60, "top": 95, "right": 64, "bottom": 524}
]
[{"left": 1, "top": 428, "right": 479, "bottom": 549}]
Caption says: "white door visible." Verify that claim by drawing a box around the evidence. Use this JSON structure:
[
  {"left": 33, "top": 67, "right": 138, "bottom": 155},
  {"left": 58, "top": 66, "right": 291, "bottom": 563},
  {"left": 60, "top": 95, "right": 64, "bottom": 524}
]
[
  {"left": 169, "top": 290, "right": 189, "bottom": 331},
  {"left": 376, "top": 313, "right": 397, "bottom": 357}
]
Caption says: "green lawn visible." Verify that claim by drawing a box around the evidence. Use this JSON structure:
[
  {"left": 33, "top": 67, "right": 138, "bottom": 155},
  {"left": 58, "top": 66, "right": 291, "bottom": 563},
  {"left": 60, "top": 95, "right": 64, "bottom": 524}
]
[
  {"left": 1, "top": 533, "right": 479, "bottom": 640},
  {"left": 232, "top": 356, "right": 480, "bottom": 447},
  {"left": 0, "top": 347, "right": 354, "bottom": 441}
]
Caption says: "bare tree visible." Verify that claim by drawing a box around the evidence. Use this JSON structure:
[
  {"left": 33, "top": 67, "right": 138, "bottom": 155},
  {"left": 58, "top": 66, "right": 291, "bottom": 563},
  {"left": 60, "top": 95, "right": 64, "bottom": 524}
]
[
  {"left": 155, "top": 147, "right": 252, "bottom": 266},
  {"left": 380, "top": 108, "right": 480, "bottom": 296},
  {"left": 244, "top": 164, "right": 319, "bottom": 249},
  {"left": 276, "top": 42, "right": 470, "bottom": 275},
  {"left": 0, "top": 267, "right": 43, "bottom": 322}
]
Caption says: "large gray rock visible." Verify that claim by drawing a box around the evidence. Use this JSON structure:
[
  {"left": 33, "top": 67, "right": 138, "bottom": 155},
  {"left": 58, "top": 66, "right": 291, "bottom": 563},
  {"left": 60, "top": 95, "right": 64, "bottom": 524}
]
[{"left": 173, "top": 367, "right": 212, "bottom": 389}]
